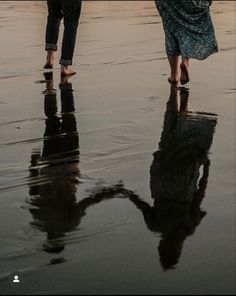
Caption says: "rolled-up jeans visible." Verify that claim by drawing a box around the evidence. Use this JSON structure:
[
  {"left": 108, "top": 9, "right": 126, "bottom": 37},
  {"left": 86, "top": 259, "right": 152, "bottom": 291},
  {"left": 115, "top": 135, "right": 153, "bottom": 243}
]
[{"left": 45, "top": 0, "right": 82, "bottom": 66}]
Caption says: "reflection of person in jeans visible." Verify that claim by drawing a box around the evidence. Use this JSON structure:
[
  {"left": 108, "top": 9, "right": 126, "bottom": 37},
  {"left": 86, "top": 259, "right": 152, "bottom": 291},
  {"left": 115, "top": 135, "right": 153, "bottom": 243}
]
[
  {"left": 29, "top": 73, "right": 80, "bottom": 255},
  {"left": 28, "top": 73, "right": 130, "bottom": 260},
  {"left": 44, "top": 0, "right": 82, "bottom": 77},
  {"left": 129, "top": 86, "right": 217, "bottom": 270}
]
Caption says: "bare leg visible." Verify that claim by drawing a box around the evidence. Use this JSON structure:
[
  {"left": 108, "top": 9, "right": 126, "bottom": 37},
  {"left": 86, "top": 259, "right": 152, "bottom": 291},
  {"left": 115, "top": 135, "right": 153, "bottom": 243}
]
[
  {"left": 61, "top": 65, "right": 76, "bottom": 77},
  {"left": 167, "top": 55, "right": 179, "bottom": 84},
  {"left": 180, "top": 58, "right": 190, "bottom": 85},
  {"left": 44, "top": 50, "right": 54, "bottom": 69}
]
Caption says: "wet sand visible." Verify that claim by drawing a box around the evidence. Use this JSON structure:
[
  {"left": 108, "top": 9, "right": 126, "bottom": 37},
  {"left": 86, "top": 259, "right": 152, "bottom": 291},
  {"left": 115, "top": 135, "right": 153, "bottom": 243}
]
[{"left": 0, "top": 1, "right": 235, "bottom": 295}]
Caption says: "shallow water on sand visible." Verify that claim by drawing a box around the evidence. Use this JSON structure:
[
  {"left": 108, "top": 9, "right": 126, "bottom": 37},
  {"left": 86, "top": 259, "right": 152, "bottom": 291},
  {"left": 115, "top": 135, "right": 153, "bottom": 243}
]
[{"left": 0, "top": 1, "right": 235, "bottom": 295}]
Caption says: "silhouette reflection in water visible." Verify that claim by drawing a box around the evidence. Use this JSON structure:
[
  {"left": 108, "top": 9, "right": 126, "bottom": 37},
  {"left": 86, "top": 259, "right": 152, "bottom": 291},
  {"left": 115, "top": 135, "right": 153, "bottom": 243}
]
[
  {"left": 28, "top": 73, "right": 130, "bottom": 260},
  {"left": 129, "top": 86, "right": 217, "bottom": 270},
  {"left": 29, "top": 73, "right": 80, "bottom": 255}
]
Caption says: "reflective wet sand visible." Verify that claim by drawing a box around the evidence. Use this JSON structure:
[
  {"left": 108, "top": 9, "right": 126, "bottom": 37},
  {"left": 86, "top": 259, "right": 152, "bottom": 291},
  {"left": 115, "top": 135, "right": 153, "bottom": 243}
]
[{"left": 0, "top": 1, "right": 235, "bottom": 295}]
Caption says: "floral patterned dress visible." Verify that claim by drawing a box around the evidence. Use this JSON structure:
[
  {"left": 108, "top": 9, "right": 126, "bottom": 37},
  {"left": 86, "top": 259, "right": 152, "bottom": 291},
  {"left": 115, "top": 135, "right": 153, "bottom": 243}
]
[{"left": 155, "top": 0, "right": 218, "bottom": 60}]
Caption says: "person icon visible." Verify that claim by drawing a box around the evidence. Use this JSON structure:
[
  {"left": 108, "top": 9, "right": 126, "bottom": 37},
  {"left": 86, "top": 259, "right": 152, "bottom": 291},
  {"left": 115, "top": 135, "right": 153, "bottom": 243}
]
[{"left": 13, "top": 275, "right": 20, "bottom": 283}]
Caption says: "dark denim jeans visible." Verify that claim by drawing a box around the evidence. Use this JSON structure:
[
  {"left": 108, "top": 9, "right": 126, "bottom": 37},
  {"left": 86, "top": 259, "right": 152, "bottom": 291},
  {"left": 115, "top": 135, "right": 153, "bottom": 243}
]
[{"left": 45, "top": 0, "right": 82, "bottom": 66}]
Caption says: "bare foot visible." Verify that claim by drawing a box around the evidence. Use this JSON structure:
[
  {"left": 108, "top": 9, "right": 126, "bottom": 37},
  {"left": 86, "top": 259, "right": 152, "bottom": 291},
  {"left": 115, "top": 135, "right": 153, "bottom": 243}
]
[
  {"left": 168, "top": 77, "right": 179, "bottom": 85},
  {"left": 44, "top": 50, "right": 54, "bottom": 69},
  {"left": 180, "top": 62, "right": 189, "bottom": 85},
  {"left": 61, "top": 65, "right": 76, "bottom": 77},
  {"left": 44, "top": 63, "right": 53, "bottom": 69}
]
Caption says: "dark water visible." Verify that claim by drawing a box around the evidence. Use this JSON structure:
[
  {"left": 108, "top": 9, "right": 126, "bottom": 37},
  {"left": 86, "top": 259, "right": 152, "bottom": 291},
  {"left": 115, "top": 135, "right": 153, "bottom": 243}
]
[{"left": 0, "top": 1, "right": 235, "bottom": 295}]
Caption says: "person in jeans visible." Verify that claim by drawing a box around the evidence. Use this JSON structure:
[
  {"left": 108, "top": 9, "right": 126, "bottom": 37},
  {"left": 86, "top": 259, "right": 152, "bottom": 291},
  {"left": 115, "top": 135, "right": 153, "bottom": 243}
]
[{"left": 44, "top": 0, "right": 82, "bottom": 77}]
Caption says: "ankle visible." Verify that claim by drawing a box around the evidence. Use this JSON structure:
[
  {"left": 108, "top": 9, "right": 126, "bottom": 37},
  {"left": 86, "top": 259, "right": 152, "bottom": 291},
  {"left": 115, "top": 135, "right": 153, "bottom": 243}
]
[
  {"left": 61, "top": 65, "right": 68, "bottom": 71},
  {"left": 47, "top": 49, "right": 54, "bottom": 55},
  {"left": 47, "top": 50, "right": 54, "bottom": 59},
  {"left": 171, "top": 72, "right": 179, "bottom": 80},
  {"left": 181, "top": 59, "right": 189, "bottom": 67}
]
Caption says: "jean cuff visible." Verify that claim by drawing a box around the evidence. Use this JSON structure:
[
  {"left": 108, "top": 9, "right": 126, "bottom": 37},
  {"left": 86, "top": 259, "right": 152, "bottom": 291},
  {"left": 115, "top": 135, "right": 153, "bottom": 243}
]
[
  {"left": 45, "top": 43, "right": 57, "bottom": 51},
  {"left": 60, "top": 59, "right": 72, "bottom": 66}
]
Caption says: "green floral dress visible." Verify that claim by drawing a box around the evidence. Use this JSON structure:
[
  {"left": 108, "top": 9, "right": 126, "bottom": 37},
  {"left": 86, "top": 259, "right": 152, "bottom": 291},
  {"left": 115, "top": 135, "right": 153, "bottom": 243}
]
[{"left": 155, "top": 0, "right": 218, "bottom": 59}]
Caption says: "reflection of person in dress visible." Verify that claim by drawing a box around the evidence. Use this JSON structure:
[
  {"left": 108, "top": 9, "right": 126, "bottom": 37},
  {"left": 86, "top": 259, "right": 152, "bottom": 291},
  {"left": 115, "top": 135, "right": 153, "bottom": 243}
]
[
  {"left": 129, "top": 86, "right": 217, "bottom": 270},
  {"left": 155, "top": 0, "right": 218, "bottom": 85}
]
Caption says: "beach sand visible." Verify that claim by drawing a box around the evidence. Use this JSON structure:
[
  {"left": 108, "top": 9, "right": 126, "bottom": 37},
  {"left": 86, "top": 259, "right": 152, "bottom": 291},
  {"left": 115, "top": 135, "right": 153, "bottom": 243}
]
[{"left": 0, "top": 1, "right": 235, "bottom": 294}]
